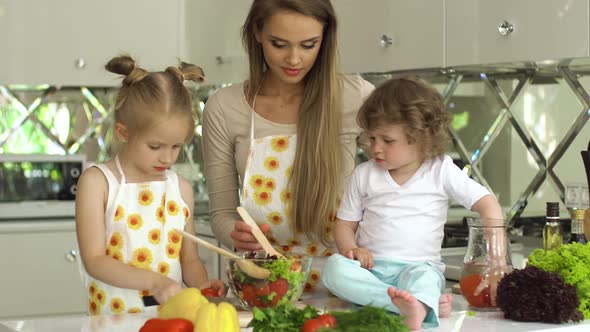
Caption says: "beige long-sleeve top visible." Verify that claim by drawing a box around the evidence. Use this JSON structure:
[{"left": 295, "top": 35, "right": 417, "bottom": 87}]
[{"left": 202, "top": 75, "right": 375, "bottom": 248}]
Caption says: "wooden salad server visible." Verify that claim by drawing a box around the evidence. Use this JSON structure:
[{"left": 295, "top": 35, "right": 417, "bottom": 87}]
[
  {"left": 175, "top": 228, "right": 271, "bottom": 279},
  {"left": 237, "top": 207, "right": 286, "bottom": 259}
]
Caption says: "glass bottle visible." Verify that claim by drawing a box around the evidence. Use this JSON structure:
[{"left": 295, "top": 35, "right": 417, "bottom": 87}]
[
  {"left": 543, "top": 202, "right": 563, "bottom": 250},
  {"left": 569, "top": 209, "right": 587, "bottom": 244},
  {"left": 460, "top": 217, "right": 513, "bottom": 309}
]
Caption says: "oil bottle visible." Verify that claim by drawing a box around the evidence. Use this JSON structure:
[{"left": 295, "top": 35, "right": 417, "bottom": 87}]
[
  {"left": 569, "top": 209, "right": 587, "bottom": 244},
  {"left": 543, "top": 202, "right": 563, "bottom": 250}
]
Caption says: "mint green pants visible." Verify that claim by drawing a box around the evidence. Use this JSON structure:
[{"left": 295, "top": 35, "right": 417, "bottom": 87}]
[{"left": 321, "top": 254, "right": 445, "bottom": 328}]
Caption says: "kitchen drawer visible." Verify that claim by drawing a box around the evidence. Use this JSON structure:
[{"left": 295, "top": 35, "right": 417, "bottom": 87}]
[
  {"left": 446, "top": 0, "right": 590, "bottom": 66},
  {"left": 334, "top": 0, "right": 444, "bottom": 73},
  {"left": 0, "top": 227, "right": 86, "bottom": 318}
]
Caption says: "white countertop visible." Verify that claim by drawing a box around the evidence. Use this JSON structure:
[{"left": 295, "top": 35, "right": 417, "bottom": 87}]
[{"left": 1, "top": 293, "right": 588, "bottom": 332}]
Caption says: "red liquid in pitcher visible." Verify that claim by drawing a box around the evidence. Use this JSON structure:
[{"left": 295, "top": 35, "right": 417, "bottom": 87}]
[{"left": 459, "top": 262, "right": 493, "bottom": 308}]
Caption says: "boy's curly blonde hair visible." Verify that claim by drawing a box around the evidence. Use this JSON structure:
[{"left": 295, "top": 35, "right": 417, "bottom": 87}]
[{"left": 357, "top": 76, "right": 451, "bottom": 160}]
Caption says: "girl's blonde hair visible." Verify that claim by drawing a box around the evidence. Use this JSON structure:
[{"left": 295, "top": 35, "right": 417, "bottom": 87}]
[
  {"left": 357, "top": 76, "right": 451, "bottom": 160},
  {"left": 242, "top": 0, "right": 342, "bottom": 245},
  {"left": 106, "top": 55, "right": 205, "bottom": 142}
]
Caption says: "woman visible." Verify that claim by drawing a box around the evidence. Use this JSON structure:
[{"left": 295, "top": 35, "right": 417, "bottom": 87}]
[{"left": 202, "top": 0, "right": 373, "bottom": 291}]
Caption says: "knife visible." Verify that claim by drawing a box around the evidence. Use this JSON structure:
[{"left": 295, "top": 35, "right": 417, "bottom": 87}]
[{"left": 142, "top": 295, "right": 159, "bottom": 307}]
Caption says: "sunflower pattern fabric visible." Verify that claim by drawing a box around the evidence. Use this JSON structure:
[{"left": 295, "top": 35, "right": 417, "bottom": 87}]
[
  {"left": 242, "top": 112, "right": 336, "bottom": 292},
  {"left": 81, "top": 159, "right": 189, "bottom": 315}
]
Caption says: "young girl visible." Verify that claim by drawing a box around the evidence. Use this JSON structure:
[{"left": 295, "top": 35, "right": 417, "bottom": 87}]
[
  {"left": 75, "top": 55, "right": 224, "bottom": 315},
  {"left": 321, "top": 77, "right": 507, "bottom": 330}
]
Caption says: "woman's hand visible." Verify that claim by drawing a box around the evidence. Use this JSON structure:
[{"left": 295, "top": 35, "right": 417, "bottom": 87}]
[
  {"left": 230, "top": 220, "right": 270, "bottom": 251},
  {"left": 151, "top": 276, "right": 183, "bottom": 305},
  {"left": 199, "top": 279, "right": 226, "bottom": 297},
  {"left": 345, "top": 247, "right": 374, "bottom": 269}
]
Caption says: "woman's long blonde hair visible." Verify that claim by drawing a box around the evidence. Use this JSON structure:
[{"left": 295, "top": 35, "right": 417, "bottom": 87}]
[{"left": 242, "top": 0, "right": 342, "bottom": 245}]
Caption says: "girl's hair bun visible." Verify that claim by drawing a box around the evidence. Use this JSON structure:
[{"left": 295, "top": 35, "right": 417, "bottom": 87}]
[
  {"left": 165, "top": 62, "right": 205, "bottom": 84},
  {"left": 105, "top": 55, "right": 148, "bottom": 85}
]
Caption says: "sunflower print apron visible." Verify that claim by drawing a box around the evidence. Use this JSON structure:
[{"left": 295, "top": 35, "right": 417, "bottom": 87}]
[
  {"left": 80, "top": 156, "right": 188, "bottom": 315},
  {"left": 241, "top": 102, "right": 337, "bottom": 292}
]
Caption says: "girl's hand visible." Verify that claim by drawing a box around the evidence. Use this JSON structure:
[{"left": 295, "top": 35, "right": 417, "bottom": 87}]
[
  {"left": 151, "top": 276, "right": 183, "bottom": 305},
  {"left": 345, "top": 247, "right": 374, "bottom": 269},
  {"left": 230, "top": 220, "right": 270, "bottom": 251},
  {"left": 199, "top": 279, "right": 226, "bottom": 297}
]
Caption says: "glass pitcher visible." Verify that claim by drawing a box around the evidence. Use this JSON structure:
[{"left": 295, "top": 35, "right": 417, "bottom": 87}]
[{"left": 459, "top": 217, "right": 513, "bottom": 309}]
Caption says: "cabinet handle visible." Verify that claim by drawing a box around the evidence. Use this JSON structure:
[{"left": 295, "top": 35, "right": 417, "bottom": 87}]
[
  {"left": 74, "top": 58, "right": 86, "bottom": 69},
  {"left": 497, "top": 21, "right": 514, "bottom": 36},
  {"left": 65, "top": 249, "right": 77, "bottom": 262},
  {"left": 380, "top": 34, "right": 393, "bottom": 48}
]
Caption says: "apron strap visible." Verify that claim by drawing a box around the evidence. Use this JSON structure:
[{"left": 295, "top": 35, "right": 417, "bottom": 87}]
[{"left": 114, "top": 155, "right": 127, "bottom": 185}]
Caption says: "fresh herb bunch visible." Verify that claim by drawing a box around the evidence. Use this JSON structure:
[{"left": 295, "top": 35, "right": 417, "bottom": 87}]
[
  {"left": 527, "top": 242, "right": 590, "bottom": 318},
  {"left": 330, "top": 306, "right": 410, "bottom": 332},
  {"left": 496, "top": 266, "right": 583, "bottom": 323},
  {"left": 248, "top": 304, "right": 409, "bottom": 332},
  {"left": 248, "top": 303, "right": 319, "bottom": 332}
]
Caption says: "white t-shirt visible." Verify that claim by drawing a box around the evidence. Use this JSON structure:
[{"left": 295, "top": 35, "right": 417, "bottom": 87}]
[{"left": 337, "top": 155, "right": 490, "bottom": 267}]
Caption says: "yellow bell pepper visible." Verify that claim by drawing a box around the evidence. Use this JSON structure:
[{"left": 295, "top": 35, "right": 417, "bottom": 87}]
[
  {"left": 158, "top": 288, "right": 209, "bottom": 322},
  {"left": 193, "top": 301, "right": 240, "bottom": 332}
]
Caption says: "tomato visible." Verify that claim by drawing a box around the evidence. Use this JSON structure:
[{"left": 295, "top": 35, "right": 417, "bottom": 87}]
[
  {"left": 302, "top": 316, "right": 336, "bottom": 332},
  {"left": 201, "top": 287, "right": 219, "bottom": 298},
  {"left": 317, "top": 314, "right": 337, "bottom": 328},
  {"left": 302, "top": 319, "right": 325, "bottom": 332},
  {"left": 139, "top": 318, "right": 193, "bottom": 332},
  {"left": 459, "top": 274, "right": 492, "bottom": 307},
  {"left": 241, "top": 284, "right": 257, "bottom": 306},
  {"left": 269, "top": 278, "right": 289, "bottom": 297},
  {"left": 253, "top": 284, "right": 271, "bottom": 297}
]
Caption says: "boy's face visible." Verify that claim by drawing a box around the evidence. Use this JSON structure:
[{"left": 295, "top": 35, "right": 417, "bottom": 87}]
[{"left": 368, "top": 124, "right": 422, "bottom": 175}]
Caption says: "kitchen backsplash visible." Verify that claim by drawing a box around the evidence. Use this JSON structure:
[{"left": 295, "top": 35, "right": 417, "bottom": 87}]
[{"left": 2, "top": 60, "right": 590, "bottom": 222}]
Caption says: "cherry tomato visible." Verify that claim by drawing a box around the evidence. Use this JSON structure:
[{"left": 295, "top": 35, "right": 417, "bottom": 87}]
[
  {"left": 200, "top": 287, "right": 219, "bottom": 298},
  {"left": 302, "top": 319, "right": 325, "bottom": 332},
  {"left": 317, "top": 314, "right": 337, "bottom": 328}
]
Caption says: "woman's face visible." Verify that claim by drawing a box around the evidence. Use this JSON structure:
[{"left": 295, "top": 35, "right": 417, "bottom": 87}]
[{"left": 256, "top": 10, "right": 324, "bottom": 86}]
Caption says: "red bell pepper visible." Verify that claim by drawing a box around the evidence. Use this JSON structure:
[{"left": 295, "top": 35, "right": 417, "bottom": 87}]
[{"left": 139, "top": 318, "right": 194, "bottom": 332}]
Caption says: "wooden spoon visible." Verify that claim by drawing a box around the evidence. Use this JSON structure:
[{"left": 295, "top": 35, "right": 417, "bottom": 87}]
[
  {"left": 237, "top": 207, "right": 285, "bottom": 259},
  {"left": 174, "top": 228, "right": 271, "bottom": 279}
]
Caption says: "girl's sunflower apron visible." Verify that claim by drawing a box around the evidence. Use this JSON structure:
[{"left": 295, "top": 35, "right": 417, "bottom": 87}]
[
  {"left": 79, "top": 156, "right": 189, "bottom": 315},
  {"left": 241, "top": 97, "right": 337, "bottom": 292}
]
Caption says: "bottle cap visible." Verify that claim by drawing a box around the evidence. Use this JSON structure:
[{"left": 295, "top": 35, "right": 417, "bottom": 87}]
[
  {"left": 546, "top": 202, "right": 560, "bottom": 217},
  {"left": 572, "top": 209, "right": 585, "bottom": 220}
]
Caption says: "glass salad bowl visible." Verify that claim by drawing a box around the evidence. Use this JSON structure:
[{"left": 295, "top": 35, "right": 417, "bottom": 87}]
[{"left": 227, "top": 251, "right": 312, "bottom": 309}]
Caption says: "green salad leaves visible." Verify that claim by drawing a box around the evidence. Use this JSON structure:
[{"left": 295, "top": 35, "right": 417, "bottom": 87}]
[{"left": 528, "top": 242, "right": 590, "bottom": 318}]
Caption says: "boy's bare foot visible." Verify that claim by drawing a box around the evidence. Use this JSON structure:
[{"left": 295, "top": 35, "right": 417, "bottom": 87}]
[
  {"left": 387, "top": 286, "right": 427, "bottom": 331},
  {"left": 438, "top": 293, "right": 453, "bottom": 318}
]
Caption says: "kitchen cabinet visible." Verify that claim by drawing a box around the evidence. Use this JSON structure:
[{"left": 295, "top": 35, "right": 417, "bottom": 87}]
[
  {"left": 183, "top": 0, "right": 251, "bottom": 85},
  {"left": 0, "top": 219, "right": 221, "bottom": 319},
  {"left": 195, "top": 233, "right": 221, "bottom": 282},
  {"left": 0, "top": 221, "right": 86, "bottom": 319},
  {"left": 445, "top": 0, "right": 590, "bottom": 67},
  {"left": 333, "top": 0, "right": 444, "bottom": 73},
  {"left": 0, "top": 0, "right": 181, "bottom": 87}
]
